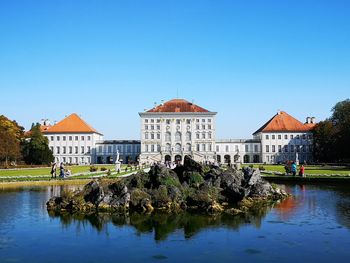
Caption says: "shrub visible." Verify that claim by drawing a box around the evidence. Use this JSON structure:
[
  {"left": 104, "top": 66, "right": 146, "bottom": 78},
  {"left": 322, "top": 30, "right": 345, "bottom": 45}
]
[
  {"left": 188, "top": 172, "right": 204, "bottom": 187},
  {"left": 89, "top": 166, "right": 98, "bottom": 172},
  {"left": 249, "top": 164, "right": 254, "bottom": 168},
  {"left": 106, "top": 169, "right": 111, "bottom": 177},
  {"left": 100, "top": 167, "right": 107, "bottom": 171},
  {"left": 258, "top": 165, "right": 265, "bottom": 171}
]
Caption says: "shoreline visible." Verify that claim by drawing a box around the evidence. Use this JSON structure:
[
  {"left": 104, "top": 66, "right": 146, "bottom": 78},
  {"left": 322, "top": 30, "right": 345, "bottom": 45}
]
[
  {"left": 262, "top": 175, "right": 350, "bottom": 183},
  {"left": 0, "top": 179, "right": 92, "bottom": 188}
]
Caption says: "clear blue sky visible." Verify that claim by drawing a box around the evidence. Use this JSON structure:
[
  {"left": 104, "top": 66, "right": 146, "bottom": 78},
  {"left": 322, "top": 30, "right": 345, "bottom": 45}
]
[{"left": 0, "top": 0, "right": 349, "bottom": 139}]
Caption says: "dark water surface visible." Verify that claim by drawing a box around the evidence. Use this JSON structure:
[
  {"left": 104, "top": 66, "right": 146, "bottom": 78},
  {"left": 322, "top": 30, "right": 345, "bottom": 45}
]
[{"left": 1, "top": 183, "right": 350, "bottom": 262}]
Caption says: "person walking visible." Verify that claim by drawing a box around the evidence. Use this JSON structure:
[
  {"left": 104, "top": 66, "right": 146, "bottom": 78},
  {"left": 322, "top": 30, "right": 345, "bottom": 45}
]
[
  {"left": 59, "top": 162, "right": 65, "bottom": 178},
  {"left": 299, "top": 164, "right": 305, "bottom": 177},
  {"left": 291, "top": 162, "right": 297, "bottom": 176},
  {"left": 50, "top": 162, "right": 57, "bottom": 179}
]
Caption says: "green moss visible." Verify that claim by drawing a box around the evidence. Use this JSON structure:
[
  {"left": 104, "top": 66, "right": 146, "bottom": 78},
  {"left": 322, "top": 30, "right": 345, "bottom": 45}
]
[{"left": 188, "top": 172, "right": 204, "bottom": 187}]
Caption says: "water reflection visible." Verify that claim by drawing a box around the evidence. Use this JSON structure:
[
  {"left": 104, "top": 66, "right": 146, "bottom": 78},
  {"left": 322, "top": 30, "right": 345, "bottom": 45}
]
[{"left": 48, "top": 206, "right": 274, "bottom": 241}]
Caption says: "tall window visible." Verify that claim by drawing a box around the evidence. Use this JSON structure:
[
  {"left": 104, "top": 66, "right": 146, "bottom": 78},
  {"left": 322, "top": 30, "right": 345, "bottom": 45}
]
[
  {"left": 266, "top": 145, "right": 270, "bottom": 153},
  {"left": 208, "top": 132, "right": 212, "bottom": 139},
  {"left": 254, "top": 145, "right": 258, "bottom": 152},
  {"left": 175, "top": 132, "right": 181, "bottom": 141},
  {"left": 175, "top": 143, "right": 181, "bottom": 152},
  {"left": 196, "top": 144, "right": 200, "bottom": 151},
  {"left": 202, "top": 144, "right": 206, "bottom": 151},
  {"left": 186, "top": 143, "right": 191, "bottom": 151},
  {"left": 81, "top": 146, "right": 85, "bottom": 154},
  {"left": 278, "top": 145, "right": 282, "bottom": 152},
  {"left": 165, "top": 132, "right": 171, "bottom": 141},
  {"left": 202, "top": 132, "right": 205, "bottom": 139},
  {"left": 145, "top": 133, "right": 149, "bottom": 139},
  {"left": 245, "top": 145, "right": 249, "bottom": 152},
  {"left": 272, "top": 145, "right": 275, "bottom": 152},
  {"left": 75, "top": 146, "right": 78, "bottom": 154},
  {"left": 165, "top": 143, "right": 171, "bottom": 152},
  {"left": 186, "top": 132, "right": 191, "bottom": 141}
]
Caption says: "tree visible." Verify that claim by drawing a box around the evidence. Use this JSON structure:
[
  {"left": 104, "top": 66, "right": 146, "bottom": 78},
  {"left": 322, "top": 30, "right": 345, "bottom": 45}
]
[
  {"left": 0, "top": 115, "right": 24, "bottom": 166},
  {"left": 331, "top": 99, "right": 350, "bottom": 162},
  {"left": 312, "top": 120, "right": 337, "bottom": 162},
  {"left": 22, "top": 123, "right": 54, "bottom": 165},
  {"left": 312, "top": 99, "right": 350, "bottom": 163}
]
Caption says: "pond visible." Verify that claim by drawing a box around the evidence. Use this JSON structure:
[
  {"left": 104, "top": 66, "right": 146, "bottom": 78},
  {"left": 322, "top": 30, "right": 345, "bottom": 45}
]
[{"left": 0, "top": 183, "right": 350, "bottom": 262}]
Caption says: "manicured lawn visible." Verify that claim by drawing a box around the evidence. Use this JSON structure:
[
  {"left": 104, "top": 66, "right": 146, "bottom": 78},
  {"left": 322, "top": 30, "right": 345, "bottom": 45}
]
[
  {"left": 248, "top": 164, "right": 350, "bottom": 175},
  {"left": 0, "top": 164, "right": 118, "bottom": 177}
]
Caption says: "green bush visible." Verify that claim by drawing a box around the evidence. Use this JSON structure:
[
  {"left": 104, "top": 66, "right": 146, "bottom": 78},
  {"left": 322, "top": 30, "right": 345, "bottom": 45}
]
[
  {"left": 258, "top": 165, "right": 265, "bottom": 171},
  {"left": 100, "top": 167, "right": 107, "bottom": 171},
  {"left": 89, "top": 166, "right": 98, "bottom": 172},
  {"left": 188, "top": 172, "right": 204, "bottom": 187}
]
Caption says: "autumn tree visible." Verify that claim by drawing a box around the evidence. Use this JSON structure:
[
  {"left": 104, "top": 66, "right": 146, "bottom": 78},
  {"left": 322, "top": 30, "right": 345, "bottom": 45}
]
[{"left": 0, "top": 115, "right": 24, "bottom": 166}]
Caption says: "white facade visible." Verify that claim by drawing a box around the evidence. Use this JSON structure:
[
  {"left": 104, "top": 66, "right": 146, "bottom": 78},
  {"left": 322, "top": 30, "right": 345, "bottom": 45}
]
[
  {"left": 254, "top": 131, "right": 313, "bottom": 164},
  {"left": 45, "top": 132, "right": 103, "bottom": 165},
  {"left": 215, "top": 139, "right": 261, "bottom": 164},
  {"left": 139, "top": 112, "right": 217, "bottom": 164}
]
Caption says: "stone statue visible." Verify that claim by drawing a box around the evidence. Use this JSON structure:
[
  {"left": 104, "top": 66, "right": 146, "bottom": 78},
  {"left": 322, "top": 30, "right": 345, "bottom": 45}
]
[
  {"left": 295, "top": 152, "right": 299, "bottom": 165},
  {"left": 115, "top": 150, "right": 121, "bottom": 173}
]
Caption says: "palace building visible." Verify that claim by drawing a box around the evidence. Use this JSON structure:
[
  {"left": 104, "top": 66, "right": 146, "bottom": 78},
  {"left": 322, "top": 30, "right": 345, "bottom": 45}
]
[{"left": 40, "top": 99, "right": 316, "bottom": 165}]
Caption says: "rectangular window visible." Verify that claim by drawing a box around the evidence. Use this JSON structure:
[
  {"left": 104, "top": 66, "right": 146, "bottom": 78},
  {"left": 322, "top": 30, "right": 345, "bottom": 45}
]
[
  {"left": 278, "top": 135, "right": 281, "bottom": 140},
  {"left": 157, "top": 125, "right": 160, "bottom": 130},
  {"left": 145, "top": 119, "right": 148, "bottom": 123},
  {"left": 145, "top": 125, "right": 148, "bottom": 130},
  {"left": 57, "top": 136, "right": 60, "bottom": 141},
  {"left": 151, "top": 145, "right": 154, "bottom": 152},
  {"left": 196, "top": 119, "right": 199, "bottom": 123},
  {"left": 284, "top": 145, "right": 288, "bottom": 152},
  {"left": 208, "top": 144, "right": 212, "bottom": 151},
  {"left": 75, "top": 146, "right": 78, "bottom": 154},
  {"left": 151, "top": 133, "right": 154, "bottom": 139},
  {"left": 87, "top": 146, "right": 91, "bottom": 153},
  {"left": 290, "top": 135, "right": 294, "bottom": 139},
  {"left": 63, "top": 136, "right": 66, "bottom": 141},
  {"left": 196, "top": 133, "right": 200, "bottom": 139},
  {"left": 266, "top": 145, "right": 269, "bottom": 153},
  {"left": 151, "top": 125, "right": 154, "bottom": 130},
  {"left": 56, "top": 147, "right": 60, "bottom": 154},
  {"left": 202, "top": 119, "right": 205, "bottom": 123},
  {"left": 202, "top": 125, "right": 205, "bottom": 129},
  {"left": 151, "top": 119, "right": 154, "bottom": 123},
  {"left": 69, "top": 157, "right": 72, "bottom": 163},
  {"left": 157, "top": 119, "right": 161, "bottom": 123},
  {"left": 235, "top": 145, "right": 239, "bottom": 151},
  {"left": 69, "top": 147, "right": 72, "bottom": 154},
  {"left": 145, "top": 133, "right": 149, "bottom": 139},
  {"left": 196, "top": 144, "right": 200, "bottom": 151},
  {"left": 208, "top": 125, "right": 212, "bottom": 129},
  {"left": 63, "top": 147, "right": 66, "bottom": 154},
  {"left": 50, "top": 146, "right": 54, "bottom": 152},
  {"left": 69, "top": 136, "right": 72, "bottom": 141},
  {"left": 266, "top": 135, "right": 269, "bottom": 139},
  {"left": 202, "top": 133, "right": 205, "bottom": 139},
  {"left": 245, "top": 145, "right": 249, "bottom": 152},
  {"left": 166, "top": 119, "right": 171, "bottom": 124},
  {"left": 254, "top": 145, "right": 258, "bottom": 152},
  {"left": 216, "top": 145, "right": 219, "bottom": 152},
  {"left": 202, "top": 144, "right": 206, "bottom": 151},
  {"left": 81, "top": 136, "right": 84, "bottom": 141},
  {"left": 81, "top": 146, "right": 85, "bottom": 154},
  {"left": 75, "top": 157, "right": 78, "bottom": 163},
  {"left": 278, "top": 145, "right": 282, "bottom": 152},
  {"left": 285, "top": 134, "right": 288, "bottom": 139},
  {"left": 157, "top": 133, "right": 160, "bottom": 139},
  {"left": 176, "top": 119, "right": 180, "bottom": 124},
  {"left": 272, "top": 145, "right": 275, "bottom": 152},
  {"left": 296, "top": 145, "right": 300, "bottom": 152},
  {"left": 75, "top": 136, "right": 79, "bottom": 140},
  {"left": 226, "top": 145, "right": 229, "bottom": 152},
  {"left": 87, "top": 136, "right": 91, "bottom": 141},
  {"left": 63, "top": 157, "right": 66, "bottom": 163},
  {"left": 145, "top": 145, "right": 149, "bottom": 152},
  {"left": 196, "top": 125, "right": 200, "bottom": 130},
  {"left": 208, "top": 119, "right": 211, "bottom": 123},
  {"left": 51, "top": 136, "right": 54, "bottom": 141},
  {"left": 108, "top": 146, "right": 112, "bottom": 153},
  {"left": 272, "top": 135, "right": 275, "bottom": 140},
  {"left": 186, "top": 119, "right": 191, "bottom": 124}
]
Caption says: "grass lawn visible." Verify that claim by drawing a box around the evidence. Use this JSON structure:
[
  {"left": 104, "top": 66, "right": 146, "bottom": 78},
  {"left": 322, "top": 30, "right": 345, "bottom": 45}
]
[
  {"left": 248, "top": 164, "right": 350, "bottom": 175},
  {"left": 0, "top": 164, "right": 118, "bottom": 177}
]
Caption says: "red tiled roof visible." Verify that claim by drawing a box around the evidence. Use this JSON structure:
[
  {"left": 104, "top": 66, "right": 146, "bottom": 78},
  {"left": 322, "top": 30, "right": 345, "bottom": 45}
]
[
  {"left": 42, "top": 113, "right": 102, "bottom": 134},
  {"left": 253, "top": 111, "right": 315, "bottom": 134},
  {"left": 147, "top": 99, "right": 209, "bottom": 113}
]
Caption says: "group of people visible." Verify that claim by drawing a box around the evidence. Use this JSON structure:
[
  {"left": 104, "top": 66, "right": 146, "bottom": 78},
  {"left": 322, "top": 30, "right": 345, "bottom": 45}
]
[
  {"left": 289, "top": 162, "right": 305, "bottom": 177},
  {"left": 50, "top": 162, "right": 71, "bottom": 179}
]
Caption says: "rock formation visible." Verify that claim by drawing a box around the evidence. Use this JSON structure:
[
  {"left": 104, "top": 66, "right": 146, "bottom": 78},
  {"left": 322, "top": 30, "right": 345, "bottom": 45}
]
[{"left": 47, "top": 156, "right": 287, "bottom": 215}]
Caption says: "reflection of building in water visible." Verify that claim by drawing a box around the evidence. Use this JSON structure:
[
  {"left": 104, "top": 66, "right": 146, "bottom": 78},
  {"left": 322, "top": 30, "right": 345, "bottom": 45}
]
[{"left": 45, "top": 185, "right": 83, "bottom": 201}]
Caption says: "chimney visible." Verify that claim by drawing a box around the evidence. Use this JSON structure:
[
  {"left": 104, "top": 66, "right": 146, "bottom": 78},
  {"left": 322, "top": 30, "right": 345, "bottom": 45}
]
[
  {"left": 306, "top": 117, "right": 311, "bottom": 124},
  {"left": 311, "top": 117, "right": 316, "bottom": 124}
]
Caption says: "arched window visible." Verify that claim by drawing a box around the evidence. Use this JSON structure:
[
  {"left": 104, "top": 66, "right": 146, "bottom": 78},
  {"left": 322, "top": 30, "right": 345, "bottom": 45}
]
[
  {"left": 165, "top": 132, "right": 171, "bottom": 141},
  {"left": 157, "top": 144, "right": 161, "bottom": 152},
  {"left": 145, "top": 133, "right": 149, "bottom": 139},
  {"left": 175, "top": 132, "right": 181, "bottom": 141},
  {"left": 165, "top": 143, "right": 171, "bottom": 152},
  {"left": 175, "top": 143, "right": 181, "bottom": 152},
  {"left": 186, "top": 143, "right": 191, "bottom": 151},
  {"left": 186, "top": 132, "right": 191, "bottom": 141}
]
